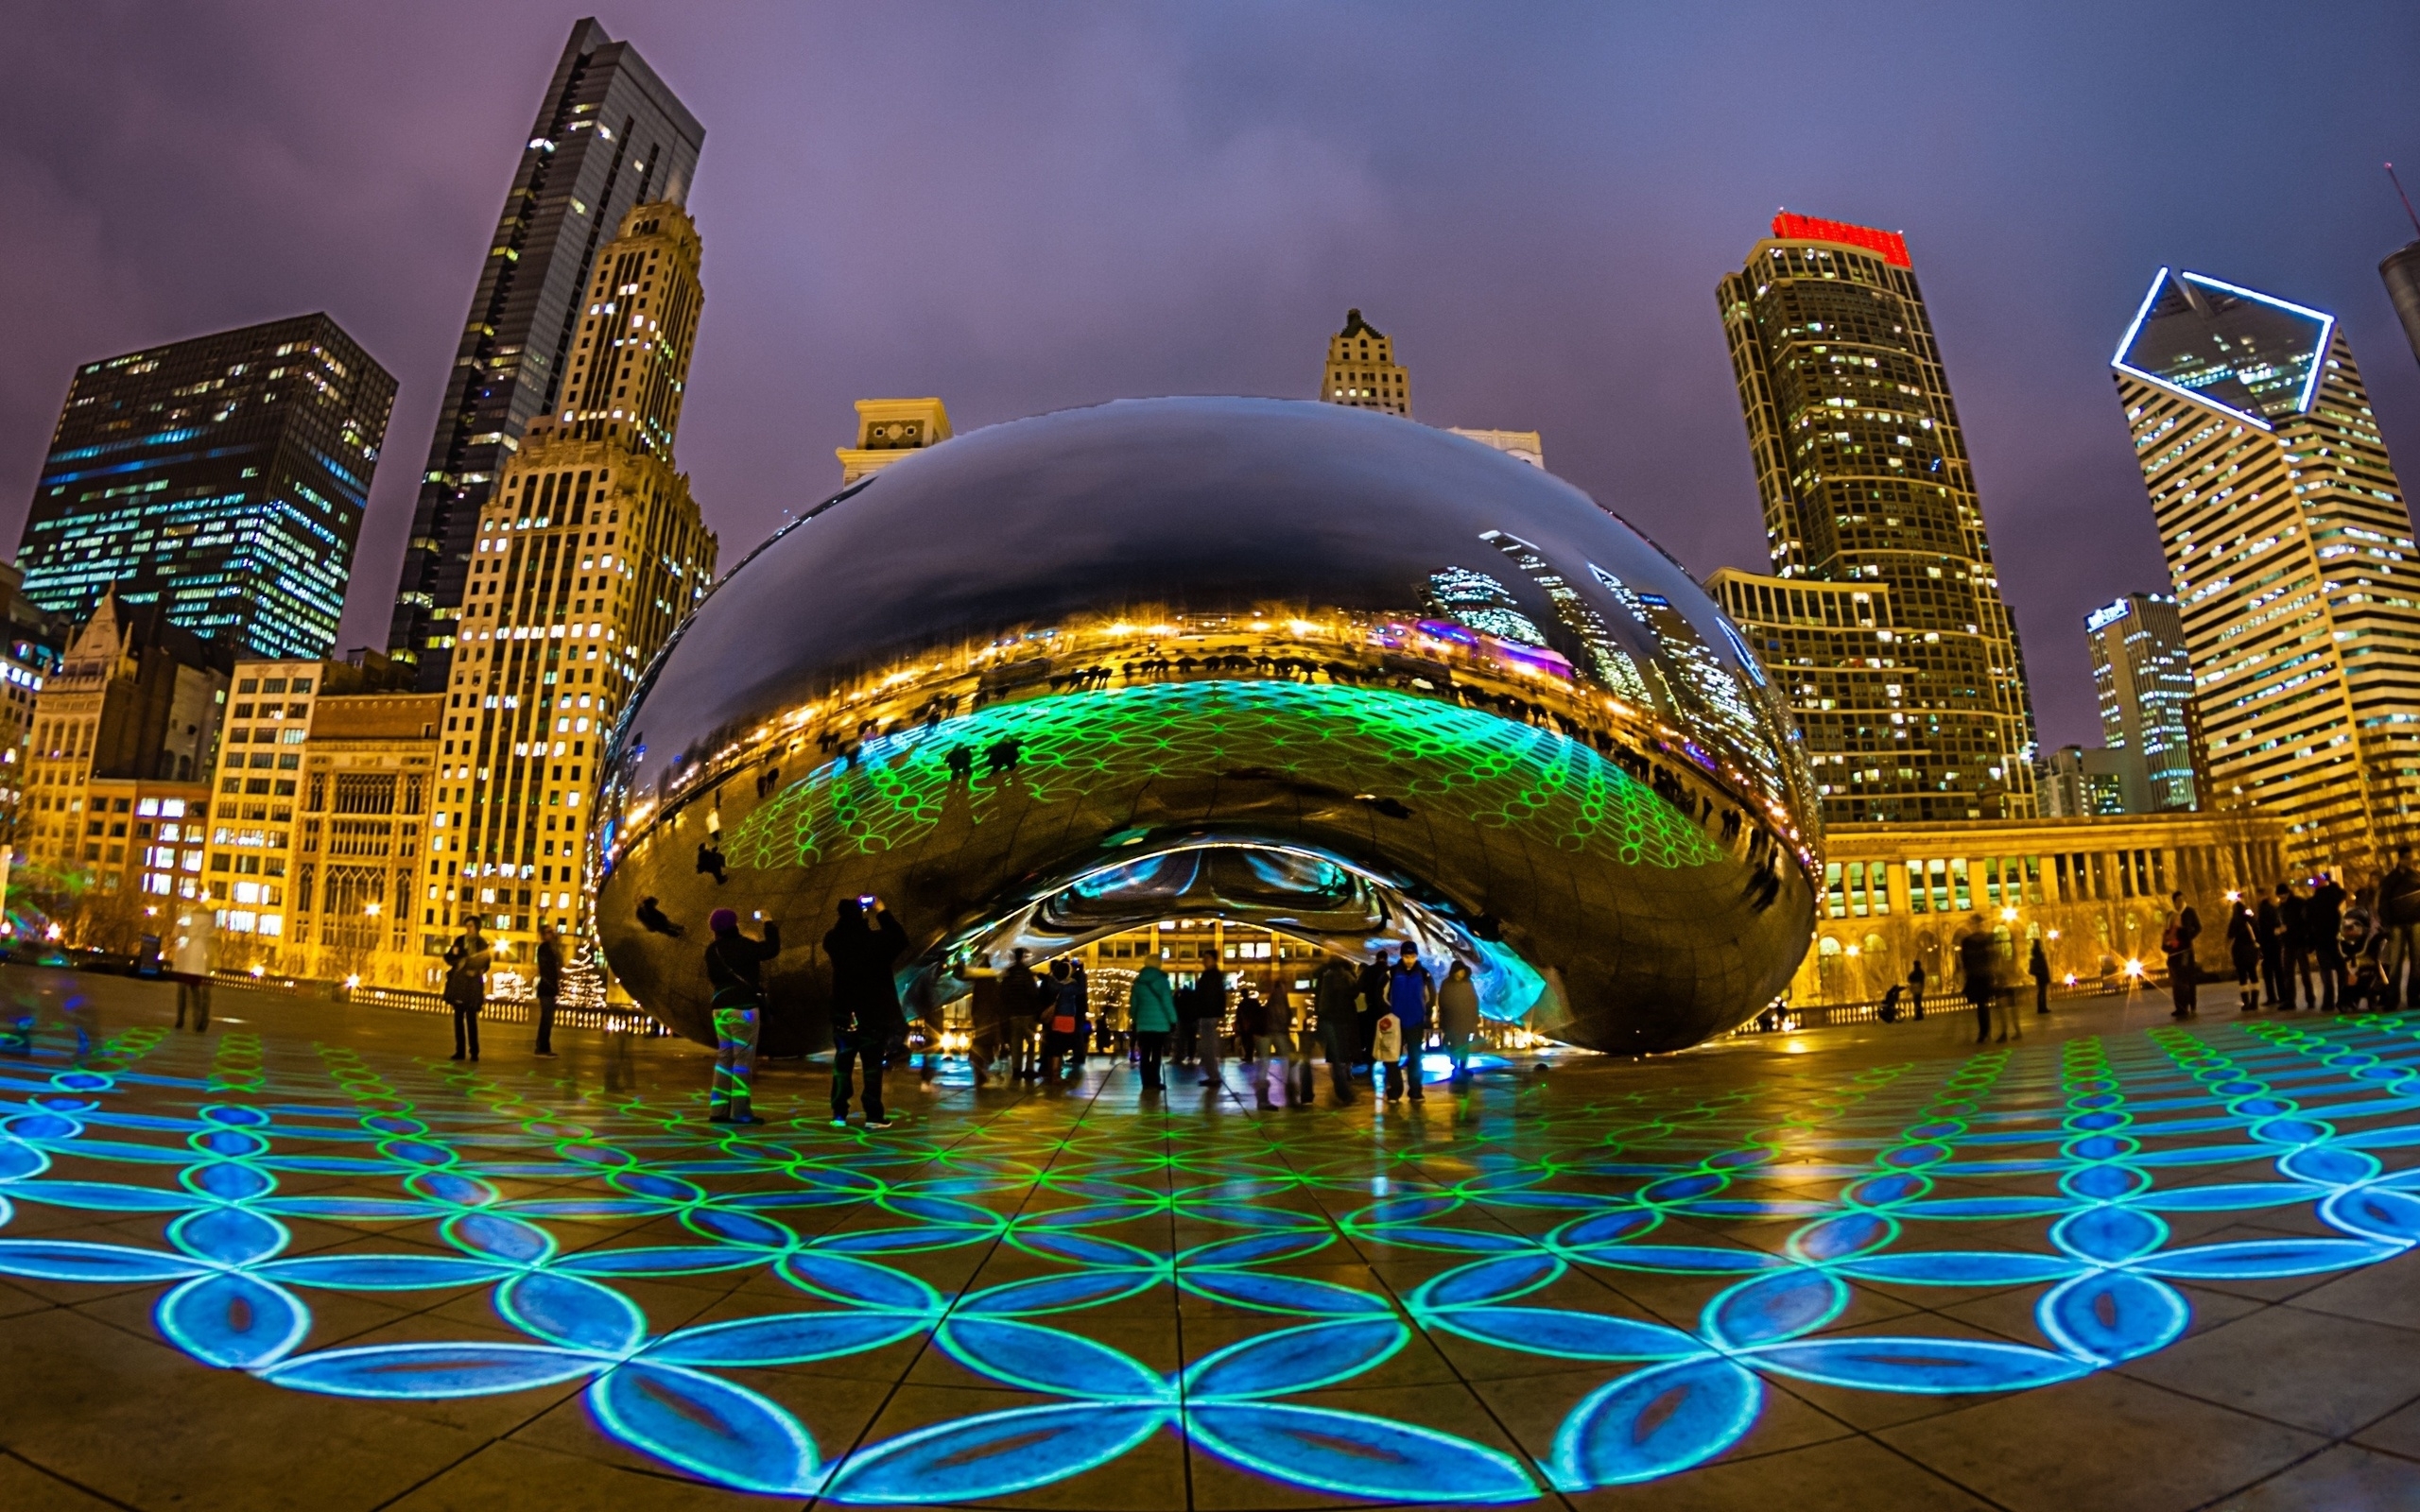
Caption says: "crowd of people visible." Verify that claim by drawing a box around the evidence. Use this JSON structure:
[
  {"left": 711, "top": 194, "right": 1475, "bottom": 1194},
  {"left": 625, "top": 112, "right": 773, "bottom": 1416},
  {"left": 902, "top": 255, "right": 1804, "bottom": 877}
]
[
  {"left": 1853, "top": 850, "right": 2420, "bottom": 1041},
  {"left": 680, "top": 899, "right": 1492, "bottom": 1128}
]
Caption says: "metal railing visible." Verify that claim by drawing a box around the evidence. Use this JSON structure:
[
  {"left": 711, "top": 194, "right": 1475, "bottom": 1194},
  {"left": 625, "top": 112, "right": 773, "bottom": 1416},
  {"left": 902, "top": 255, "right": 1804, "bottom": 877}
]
[
  {"left": 1731, "top": 975, "right": 2161, "bottom": 1035},
  {"left": 206, "top": 969, "right": 669, "bottom": 1036}
]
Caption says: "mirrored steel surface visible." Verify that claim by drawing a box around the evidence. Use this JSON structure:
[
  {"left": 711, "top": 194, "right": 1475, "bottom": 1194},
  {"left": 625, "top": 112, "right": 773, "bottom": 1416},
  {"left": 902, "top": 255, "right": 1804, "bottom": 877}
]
[{"left": 595, "top": 397, "right": 1818, "bottom": 1054}]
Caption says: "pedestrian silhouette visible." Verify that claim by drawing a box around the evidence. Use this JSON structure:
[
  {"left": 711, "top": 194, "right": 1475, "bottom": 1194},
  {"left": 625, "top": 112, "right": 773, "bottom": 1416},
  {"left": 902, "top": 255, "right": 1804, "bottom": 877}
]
[{"left": 637, "top": 896, "right": 685, "bottom": 937}]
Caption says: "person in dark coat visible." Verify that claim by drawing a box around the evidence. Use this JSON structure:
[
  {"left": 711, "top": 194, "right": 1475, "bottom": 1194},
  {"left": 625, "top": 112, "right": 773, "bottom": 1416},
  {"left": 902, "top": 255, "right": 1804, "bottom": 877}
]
[
  {"left": 2226, "top": 900, "right": 2261, "bottom": 1012},
  {"left": 1314, "top": 954, "right": 1360, "bottom": 1104},
  {"left": 1000, "top": 947, "right": 1044, "bottom": 1080},
  {"left": 1907, "top": 958, "right": 1927, "bottom": 1020},
  {"left": 1957, "top": 920, "right": 1996, "bottom": 1044},
  {"left": 824, "top": 896, "right": 908, "bottom": 1126},
  {"left": 2278, "top": 882, "right": 2312, "bottom": 1009},
  {"left": 705, "top": 908, "right": 781, "bottom": 1123},
  {"left": 2164, "top": 891, "right": 2203, "bottom": 1019},
  {"left": 1192, "top": 950, "right": 1227, "bottom": 1089},
  {"left": 697, "top": 838, "right": 728, "bottom": 885},
  {"left": 2254, "top": 887, "right": 2287, "bottom": 1008},
  {"left": 2028, "top": 938, "right": 2051, "bottom": 1015},
  {"left": 2381, "top": 846, "right": 2420, "bottom": 1009},
  {"left": 2308, "top": 873, "right": 2346, "bottom": 1011},
  {"left": 533, "top": 921, "right": 563, "bottom": 1057},
  {"left": 1356, "top": 951, "right": 1392, "bottom": 1079},
  {"left": 441, "top": 924, "right": 492, "bottom": 1061}
]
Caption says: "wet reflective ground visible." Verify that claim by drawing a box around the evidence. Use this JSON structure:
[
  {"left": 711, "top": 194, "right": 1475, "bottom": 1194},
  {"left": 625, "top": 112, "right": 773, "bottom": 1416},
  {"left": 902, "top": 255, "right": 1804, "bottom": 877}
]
[{"left": 2, "top": 966, "right": 2419, "bottom": 1511}]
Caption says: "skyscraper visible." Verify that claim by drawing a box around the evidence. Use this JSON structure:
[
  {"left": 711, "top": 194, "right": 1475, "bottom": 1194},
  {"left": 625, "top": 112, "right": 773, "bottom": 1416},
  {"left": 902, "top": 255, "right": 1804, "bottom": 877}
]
[
  {"left": 2111, "top": 266, "right": 2420, "bottom": 867},
  {"left": 1708, "top": 213, "right": 2038, "bottom": 825},
  {"left": 2084, "top": 592, "right": 2200, "bottom": 812},
  {"left": 433, "top": 201, "right": 717, "bottom": 968},
  {"left": 1319, "top": 309, "right": 1409, "bottom": 416},
  {"left": 17, "top": 314, "right": 395, "bottom": 660},
  {"left": 388, "top": 18, "right": 702, "bottom": 689}
]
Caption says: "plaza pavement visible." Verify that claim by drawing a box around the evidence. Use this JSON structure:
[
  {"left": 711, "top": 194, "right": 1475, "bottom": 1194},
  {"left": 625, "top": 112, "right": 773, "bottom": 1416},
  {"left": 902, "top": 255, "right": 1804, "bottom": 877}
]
[{"left": 0, "top": 964, "right": 2417, "bottom": 1511}]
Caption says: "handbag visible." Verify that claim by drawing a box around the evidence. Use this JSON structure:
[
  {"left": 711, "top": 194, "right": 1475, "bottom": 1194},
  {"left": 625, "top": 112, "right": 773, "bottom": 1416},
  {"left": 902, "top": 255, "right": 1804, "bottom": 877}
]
[{"left": 1050, "top": 1012, "right": 1077, "bottom": 1035}]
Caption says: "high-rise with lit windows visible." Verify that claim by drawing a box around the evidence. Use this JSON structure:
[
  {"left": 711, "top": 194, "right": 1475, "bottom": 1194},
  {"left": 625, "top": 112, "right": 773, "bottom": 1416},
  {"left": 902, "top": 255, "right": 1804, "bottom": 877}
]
[
  {"left": 18, "top": 593, "right": 230, "bottom": 936},
  {"left": 1711, "top": 212, "right": 2038, "bottom": 825},
  {"left": 434, "top": 199, "right": 717, "bottom": 973},
  {"left": 16, "top": 313, "right": 394, "bottom": 660},
  {"left": 2110, "top": 266, "right": 2420, "bottom": 867},
  {"left": 2085, "top": 592, "right": 2201, "bottom": 812},
  {"left": 388, "top": 17, "right": 702, "bottom": 689},
  {"left": 1319, "top": 309, "right": 1409, "bottom": 416}
]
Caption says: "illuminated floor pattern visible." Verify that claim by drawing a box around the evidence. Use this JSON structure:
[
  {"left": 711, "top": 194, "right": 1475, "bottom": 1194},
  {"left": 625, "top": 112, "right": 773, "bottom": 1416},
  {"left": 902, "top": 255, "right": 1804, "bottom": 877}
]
[
  {"left": 723, "top": 679, "right": 1723, "bottom": 871},
  {"left": 7, "top": 977, "right": 2420, "bottom": 1509}
]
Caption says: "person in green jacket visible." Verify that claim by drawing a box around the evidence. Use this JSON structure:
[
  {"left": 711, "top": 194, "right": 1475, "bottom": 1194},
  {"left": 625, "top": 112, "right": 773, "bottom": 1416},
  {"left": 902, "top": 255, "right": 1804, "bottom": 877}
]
[
  {"left": 1313, "top": 954, "right": 1360, "bottom": 1105},
  {"left": 1129, "top": 959, "right": 1177, "bottom": 1093}
]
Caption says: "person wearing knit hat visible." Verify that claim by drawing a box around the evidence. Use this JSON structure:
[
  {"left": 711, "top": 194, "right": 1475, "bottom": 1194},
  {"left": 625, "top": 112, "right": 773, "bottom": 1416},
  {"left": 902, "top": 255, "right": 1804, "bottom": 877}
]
[{"left": 704, "top": 907, "right": 780, "bottom": 1124}]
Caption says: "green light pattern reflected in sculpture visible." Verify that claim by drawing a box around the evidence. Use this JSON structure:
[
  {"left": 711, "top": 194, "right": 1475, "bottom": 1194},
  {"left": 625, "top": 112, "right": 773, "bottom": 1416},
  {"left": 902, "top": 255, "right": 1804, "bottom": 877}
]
[{"left": 723, "top": 679, "right": 1723, "bottom": 873}]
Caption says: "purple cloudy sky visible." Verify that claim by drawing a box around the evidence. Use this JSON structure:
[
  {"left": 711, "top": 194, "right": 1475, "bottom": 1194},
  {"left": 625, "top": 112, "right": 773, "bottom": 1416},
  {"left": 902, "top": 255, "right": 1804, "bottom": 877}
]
[{"left": 6, "top": 2, "right": 2419, "bottom": 746}]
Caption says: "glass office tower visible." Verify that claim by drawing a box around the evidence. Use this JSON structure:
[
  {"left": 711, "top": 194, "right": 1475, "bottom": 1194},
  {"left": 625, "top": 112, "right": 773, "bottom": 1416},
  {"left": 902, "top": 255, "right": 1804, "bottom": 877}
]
[
  {"left": 2084, "top": 592, "right": 2201, "bottom": 812},
  {"left": 386, "top": 17, "right": 702, "bottom": 689},
  {"left": 1711, "top": 213, "right": 2039, "bottom": 825},
  {"left": 18, "top": 313, "right": 394, "bottom": 660},
  {"left": 2111, "top": 267, "right": 2420, "bottom": 868}
]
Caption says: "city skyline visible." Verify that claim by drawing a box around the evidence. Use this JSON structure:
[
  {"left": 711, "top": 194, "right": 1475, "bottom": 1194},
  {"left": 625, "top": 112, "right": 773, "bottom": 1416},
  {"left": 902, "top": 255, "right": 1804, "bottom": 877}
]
[{"left": 3, "top": 4, "right": 2419, "bottom": 749}]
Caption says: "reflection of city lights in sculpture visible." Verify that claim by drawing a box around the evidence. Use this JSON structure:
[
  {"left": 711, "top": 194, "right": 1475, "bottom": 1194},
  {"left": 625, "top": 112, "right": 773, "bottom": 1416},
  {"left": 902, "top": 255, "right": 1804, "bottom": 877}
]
[
  {"left": 589, "top": 399, "right": 1823, "bottom": 1055},
  {"left": 4, "top": 1011, "right": 2420, "bottom": 1501}
]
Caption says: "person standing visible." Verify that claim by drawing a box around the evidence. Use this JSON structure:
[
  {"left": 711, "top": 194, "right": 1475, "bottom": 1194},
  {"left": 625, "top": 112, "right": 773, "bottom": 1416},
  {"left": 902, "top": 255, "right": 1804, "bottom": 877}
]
[
  {"left": 1130, "top": 956, "right": 1176, "bottom": 1092},
  {"left": 1313, "top": 954, "right": 1359, "bottom": 1104},
  {"left": 1438, "top": 960, "right": 1480, "bottom": 1085},
  {"left": 2163, "top": 891, "right": 2203, "bottom": 1019},
  {"left": 704, "top": 908, "right": 780, "bottom": 1124},
  {"left": 1275, "top": 975, "right": 1315, "bottom": 1108},
  {"left": 1064, "top": 957, "right": 1091, "bottom": 1074},
  {"left": 2382, "top": 847, "right": 2420, "bottom": 1010},
  {"left": 1194, "top": 949, "right": 1227, "bottom": 1089},
  {"left": 1387, "top": 943, "right": 1435, "bottom": 1103},
  {"left": 1907, "top": 958, "right": 1927, "bottom": 1021},
  {"left": 1233, "top": 981, "right": 1274, "bottom": 1109},
  {"left": 2255, "top": 886, "right": 2287, "bottom": 1008},
  {"left": 533, "top": 921, "right": 563, "bottom": 1057},
  {"left": 171, "top": 904, "right": 216, "bottom": 1032},
  {"left": 1357, "top": 950, "right": 1391, "bottom": 1081},
  {"left": 2278, "top": 883, "right": 2312, "bottom": 1010},
  {"left": 2227, "top": 899, "right": 2261, "bottom": 1012},
  {"left": 1000, "top": 947, "right": 1044, "bottom": 1081},
  {"left": 825, "top": 895, "right": 908, "bottom": 1127},
  {"left": 1957, "top": 919, "right": 1996, "bottom": 1044},
  {"left": 2027, "top": 938, "right": 2051, "bottom": 1016},
  {"left": 2308, "top": 873, "right": 2345, "bottom": 1012},
  {"left": 442, "top": 922, "right": 493, "bottom": 1061}
]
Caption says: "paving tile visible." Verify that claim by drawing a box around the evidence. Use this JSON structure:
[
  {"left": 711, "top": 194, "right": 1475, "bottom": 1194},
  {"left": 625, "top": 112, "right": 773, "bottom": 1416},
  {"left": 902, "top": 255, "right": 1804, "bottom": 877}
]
[
  {"left": 2210, "top": 1443, "right": 2420, "bottom": 1510},
  {"left": 1876, "top": 1370, "right": 2327, "bottom": 1512},
  {"left": 2118, "top": 1297, "right": 2420, "bottom": 1436}
]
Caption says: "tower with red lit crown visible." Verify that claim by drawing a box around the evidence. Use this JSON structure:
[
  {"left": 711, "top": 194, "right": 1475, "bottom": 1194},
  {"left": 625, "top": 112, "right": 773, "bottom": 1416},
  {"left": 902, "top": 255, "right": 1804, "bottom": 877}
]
[{"left": 1707, "top": 214, "right": 2040, "bottom": 825}]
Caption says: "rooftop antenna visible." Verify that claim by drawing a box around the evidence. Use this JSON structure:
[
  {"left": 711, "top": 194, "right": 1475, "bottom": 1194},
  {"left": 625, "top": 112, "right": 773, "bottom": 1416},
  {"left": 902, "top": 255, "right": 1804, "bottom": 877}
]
[{"left": 2390, "top": 163, "right": 2420, "bottom": 238}]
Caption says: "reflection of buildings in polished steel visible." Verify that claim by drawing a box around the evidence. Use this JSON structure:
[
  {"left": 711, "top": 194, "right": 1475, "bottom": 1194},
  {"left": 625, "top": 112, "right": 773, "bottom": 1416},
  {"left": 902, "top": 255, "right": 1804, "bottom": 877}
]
[{"left": 596, "top": 398, "right": 1819, "bottom": 1055}]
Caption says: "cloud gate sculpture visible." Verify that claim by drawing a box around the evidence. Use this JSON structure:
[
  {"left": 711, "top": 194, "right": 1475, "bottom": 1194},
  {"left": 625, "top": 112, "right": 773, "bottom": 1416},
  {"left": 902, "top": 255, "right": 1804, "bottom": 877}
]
[{"left": 593, "top": 397, "right": 1818, "bottom": 1055}]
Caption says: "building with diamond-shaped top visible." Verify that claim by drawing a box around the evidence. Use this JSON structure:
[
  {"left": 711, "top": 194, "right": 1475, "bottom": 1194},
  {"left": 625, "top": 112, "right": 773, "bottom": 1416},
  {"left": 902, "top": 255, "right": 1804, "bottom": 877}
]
[{"left": 2111, "top": 267, "right": 2420, "bottom": 869}]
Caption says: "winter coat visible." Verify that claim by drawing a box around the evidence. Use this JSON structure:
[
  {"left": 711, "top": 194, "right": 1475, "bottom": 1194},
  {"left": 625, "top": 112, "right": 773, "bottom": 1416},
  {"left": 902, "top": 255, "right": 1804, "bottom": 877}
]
[
  {"left": 1184, "top": 967, "right": 1225, "bottom": 1023},
  {"left": 172, "top": 909, "right": 216, "bottom": 977},
  {"left": 441, "top": 934, "right": 493, "bottom": 1010},
  {"left": 535, "top": 937, "right": 563, "bottom": 1000},
  {"left": 1130, "top": 965, "right": 1177, "bottom": 1033},
  {"left": 1314, "top": 960, "right": 1360, "bottom": 1028},
  {"left": 1388, "top": 962, "right": 1435, "bottom": 1027},
  {"left": 823, "top": 910, "right": 908, "bottom": 1034},
  {"left": 1000, "top": 962, "right": 1045, "bottom": 1018},
  {"left": 1437, "top": 972, "right": 1480, "bottom": 1040},
  {"left": 706, "top": 925, "right": 781, "bottom": 1009}
]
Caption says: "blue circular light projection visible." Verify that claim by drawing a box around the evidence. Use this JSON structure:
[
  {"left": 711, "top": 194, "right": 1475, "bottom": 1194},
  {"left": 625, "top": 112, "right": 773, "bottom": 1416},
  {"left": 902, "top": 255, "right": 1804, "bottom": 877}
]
[{"left": 1, "top": 1005, "right": 2418, "bottom": 1501}]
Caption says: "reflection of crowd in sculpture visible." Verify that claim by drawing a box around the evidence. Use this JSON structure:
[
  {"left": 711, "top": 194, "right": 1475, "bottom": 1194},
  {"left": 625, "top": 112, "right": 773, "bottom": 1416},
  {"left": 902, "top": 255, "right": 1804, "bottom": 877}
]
[{"left": 694, "top": 890, "right": 1495, "bottom": 1127}]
